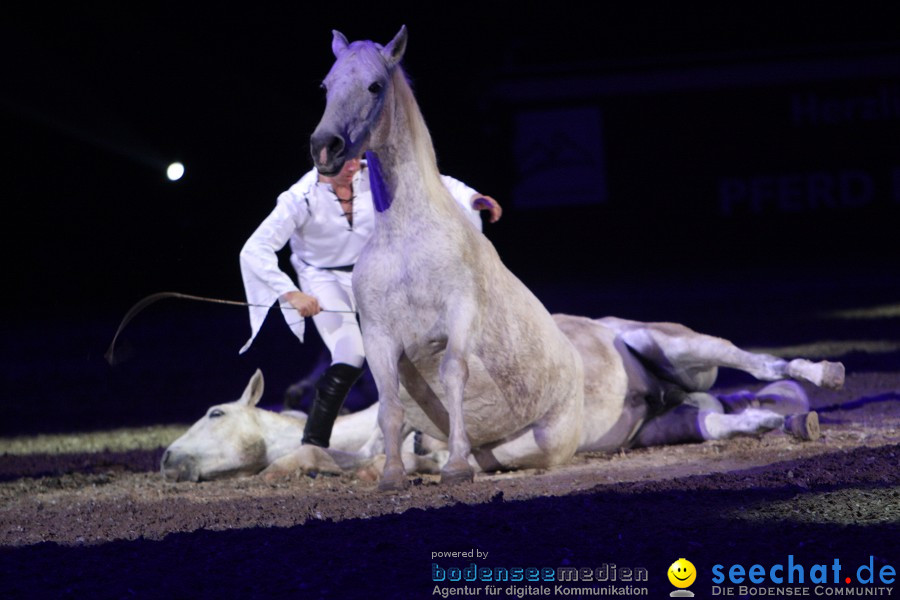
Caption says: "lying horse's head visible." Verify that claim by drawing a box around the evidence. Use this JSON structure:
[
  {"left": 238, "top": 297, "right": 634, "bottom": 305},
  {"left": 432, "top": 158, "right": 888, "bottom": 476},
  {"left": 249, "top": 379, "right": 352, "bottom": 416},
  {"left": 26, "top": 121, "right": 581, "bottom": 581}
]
[
  {"left": 161, "top": 370, "right": 273, "bottom": 482},
  {"left": 310, "top": 26, "right": 408, "bottom": 176}
]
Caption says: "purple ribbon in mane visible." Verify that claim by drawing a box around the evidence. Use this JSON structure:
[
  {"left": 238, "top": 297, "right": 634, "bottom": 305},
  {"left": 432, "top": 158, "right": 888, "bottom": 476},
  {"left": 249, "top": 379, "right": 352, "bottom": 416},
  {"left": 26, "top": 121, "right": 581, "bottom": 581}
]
[{"left": 365, "top": 150, "right": 391, "bottom": 212}]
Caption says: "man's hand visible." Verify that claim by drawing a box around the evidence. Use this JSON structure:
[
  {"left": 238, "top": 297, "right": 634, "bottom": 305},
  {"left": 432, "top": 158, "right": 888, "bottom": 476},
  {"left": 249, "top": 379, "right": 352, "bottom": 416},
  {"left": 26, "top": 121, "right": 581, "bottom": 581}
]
[
  {"left": 283, "top": 291, "right": 321, "bottom": 317},
  {"left": 471, "top": 194, "right": 503, "bottom": 223}
]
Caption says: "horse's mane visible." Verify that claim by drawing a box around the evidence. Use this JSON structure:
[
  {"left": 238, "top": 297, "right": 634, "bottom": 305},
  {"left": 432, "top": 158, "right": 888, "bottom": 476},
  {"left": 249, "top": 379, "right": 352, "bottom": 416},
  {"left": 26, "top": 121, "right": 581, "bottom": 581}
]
[{"left": 390, "top": 66, "right": 459, "bottom": 214}]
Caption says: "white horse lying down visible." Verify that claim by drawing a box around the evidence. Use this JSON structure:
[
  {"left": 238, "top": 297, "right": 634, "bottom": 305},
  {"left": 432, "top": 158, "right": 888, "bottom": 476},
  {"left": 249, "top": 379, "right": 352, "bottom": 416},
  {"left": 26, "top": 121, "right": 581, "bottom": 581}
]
[
  {"left": 161, "top": 315, "right": 842, "bottom": 482},
  {"left": 161, "top": 370, "right": 440, "bottom": 482}
]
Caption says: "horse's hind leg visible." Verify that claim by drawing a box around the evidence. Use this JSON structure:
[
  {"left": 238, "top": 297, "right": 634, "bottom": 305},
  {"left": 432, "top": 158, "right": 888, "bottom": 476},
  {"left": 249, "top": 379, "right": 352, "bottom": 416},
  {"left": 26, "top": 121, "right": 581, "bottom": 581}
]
[
  {"left": 704, "top": 408, "right": 819, "bottom": 441},
  {"left": 470, "top": 419, "right": 580, "bottom": 472},
  {"left": 633, "top": 395, "right": 817, "bottom": 447},
  {"left": 603, "top": 318, "right": 844, "bottom": 390},
  {"left": 470, "top": 369, "right": 584, "bottom": 472},
  {"left": 633, "top": 390, "right": 722, "bottom": 446},
  {"left": 632, "top": 404, "right": 712, "bottom": 447},
  {"left": 717, "top": 380, "right": 810, "bottom": 415},
  {"left": 716, "top": 381, "right": 820, "bottom": 440}
]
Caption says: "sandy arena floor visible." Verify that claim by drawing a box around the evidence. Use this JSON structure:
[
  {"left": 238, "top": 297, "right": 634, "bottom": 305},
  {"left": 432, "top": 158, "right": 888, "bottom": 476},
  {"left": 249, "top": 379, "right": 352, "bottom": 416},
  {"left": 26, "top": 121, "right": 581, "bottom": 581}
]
[{"left": 1, "top": 275, "right": 897, "bottom": 598}]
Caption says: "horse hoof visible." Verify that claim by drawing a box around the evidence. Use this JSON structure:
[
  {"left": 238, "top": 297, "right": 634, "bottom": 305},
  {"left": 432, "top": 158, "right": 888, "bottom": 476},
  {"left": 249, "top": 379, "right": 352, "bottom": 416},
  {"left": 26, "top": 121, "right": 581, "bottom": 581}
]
[
  {"left": 378, "top": 475, "right": 410, "bottom": 492},
  {"left": 821, "top": 361, "right": 845, "bottom": 390},
  {"left": 784, "top": 412, "right": 820, "bottom": 441},
  {"left": 440, "top": 465, "right": 475, "bottom": 485},
  {"left": 261, "top": 467, "right": 292, "bottom": 483},
  {"left": 356, "top": 466, "right": 379, "bottom": 483},
  {"left": 356, "top": 456, "right": 385, "bottom": 483},
  {"left": 378, "top": 464, "right": 409, "bottom": 492},
  {"left": 754, "top": 381, "right": 810, "bottom": 415}
]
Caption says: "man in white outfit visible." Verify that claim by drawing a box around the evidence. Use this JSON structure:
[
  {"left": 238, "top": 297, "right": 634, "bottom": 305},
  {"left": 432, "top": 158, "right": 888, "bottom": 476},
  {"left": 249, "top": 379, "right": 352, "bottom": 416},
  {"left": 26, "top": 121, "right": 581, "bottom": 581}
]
[{"left": 240, "top": 157, "right": 501, "bottom": 447}]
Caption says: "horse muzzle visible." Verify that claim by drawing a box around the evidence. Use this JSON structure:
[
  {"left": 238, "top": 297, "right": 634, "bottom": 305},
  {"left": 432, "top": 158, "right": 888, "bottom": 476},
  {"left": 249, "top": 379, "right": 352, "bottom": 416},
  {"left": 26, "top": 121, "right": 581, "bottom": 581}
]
[
  {"left": 160, "top": 449, "right": 200, "bottom": 483},
  {"left": 310, "top": 131, "right": 348, "bottom": 176}
]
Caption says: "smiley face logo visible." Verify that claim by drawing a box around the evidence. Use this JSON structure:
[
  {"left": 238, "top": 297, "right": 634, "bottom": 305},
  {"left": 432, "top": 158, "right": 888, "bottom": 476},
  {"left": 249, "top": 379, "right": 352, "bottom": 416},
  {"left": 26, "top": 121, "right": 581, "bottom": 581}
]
[{"left": 668, "top": 558, "right": 697, "bottom": 588}]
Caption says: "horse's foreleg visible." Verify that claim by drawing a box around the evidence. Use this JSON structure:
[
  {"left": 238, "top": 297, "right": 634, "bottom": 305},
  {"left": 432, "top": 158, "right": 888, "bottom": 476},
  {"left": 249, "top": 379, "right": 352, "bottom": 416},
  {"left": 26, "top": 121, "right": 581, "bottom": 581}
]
[
  {"left": 356, "top": 420, "right": 415, "bottom": 456},
  {"left": 438, "top": 310, "right": 476, "bottom": 485},
  {"left": 260, "top": 446, "right": 343, "bottom": 482},
  {"left": 439, "top": 347, "right": 475, "bottom": 484},
  {"left": 376, "top": 390, "right": 408, "bottom": 491},
  {"left": 364, "top": 331, "right": 408, "bottom": 491},
  {"left": 357, "top": 450, "right": 447, "bottom": 482},
  {"left": 375, "top": 394, "right": 407, "bottom": 490}
]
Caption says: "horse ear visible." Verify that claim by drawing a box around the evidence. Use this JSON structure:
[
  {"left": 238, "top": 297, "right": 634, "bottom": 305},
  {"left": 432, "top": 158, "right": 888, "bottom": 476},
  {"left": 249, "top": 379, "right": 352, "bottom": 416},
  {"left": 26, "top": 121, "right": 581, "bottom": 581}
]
[
  {"left": 239, "top": 369, "right": 265, "bottom": 407},
  {"left": 382, "top": 25, "right": 407, "bottom": 66},
  {"left": 332, "top": 30, "right": 350, "bottom": 57}
]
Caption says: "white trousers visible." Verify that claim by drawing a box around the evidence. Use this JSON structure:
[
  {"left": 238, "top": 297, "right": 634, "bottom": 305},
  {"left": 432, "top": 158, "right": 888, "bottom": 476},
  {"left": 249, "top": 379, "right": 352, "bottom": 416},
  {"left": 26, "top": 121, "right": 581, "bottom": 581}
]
[{"left": 297, "top": 266, "right": 366, "bottom": 368}]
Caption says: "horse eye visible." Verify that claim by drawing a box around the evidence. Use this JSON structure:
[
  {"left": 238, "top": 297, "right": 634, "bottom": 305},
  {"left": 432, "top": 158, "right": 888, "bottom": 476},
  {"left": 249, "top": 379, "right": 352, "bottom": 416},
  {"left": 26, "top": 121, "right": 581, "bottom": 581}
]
[
  {"left": 368, "top": 81, "right": 383, "bottom": 94},
  {"left": 209, "top": 409, "right": 225, "bottom": 419}
]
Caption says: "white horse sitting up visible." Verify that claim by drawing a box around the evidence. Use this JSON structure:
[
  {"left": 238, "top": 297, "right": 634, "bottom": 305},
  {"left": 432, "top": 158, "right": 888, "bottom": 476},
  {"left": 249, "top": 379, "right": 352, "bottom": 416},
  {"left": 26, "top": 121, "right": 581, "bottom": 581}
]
[
  {"left": 161, "top": 315, "right": 841, "bottom": 483},
  {"left": 307, "top": 27, "right": 843, "bottom": 490}
]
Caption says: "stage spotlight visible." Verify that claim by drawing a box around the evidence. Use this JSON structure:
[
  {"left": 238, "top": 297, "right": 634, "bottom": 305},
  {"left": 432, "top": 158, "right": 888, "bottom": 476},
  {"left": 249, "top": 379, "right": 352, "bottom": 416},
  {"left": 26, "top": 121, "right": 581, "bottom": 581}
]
[{"left": 166, "top": 162, "right": 185, "bottom": 181}]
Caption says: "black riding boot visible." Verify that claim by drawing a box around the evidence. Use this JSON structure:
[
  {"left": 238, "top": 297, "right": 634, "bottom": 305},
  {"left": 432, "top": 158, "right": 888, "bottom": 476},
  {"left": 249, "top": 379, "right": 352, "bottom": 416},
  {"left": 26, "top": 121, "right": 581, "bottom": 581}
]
[{"left": 302, "top": 363, "right": 365, "bottom": 448}]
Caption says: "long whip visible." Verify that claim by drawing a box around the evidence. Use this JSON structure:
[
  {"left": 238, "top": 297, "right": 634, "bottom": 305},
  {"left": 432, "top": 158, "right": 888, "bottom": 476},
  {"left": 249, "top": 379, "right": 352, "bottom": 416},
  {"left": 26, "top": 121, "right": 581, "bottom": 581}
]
[{"left": 105, "top": 291, "right": 354, "bottom": 365}]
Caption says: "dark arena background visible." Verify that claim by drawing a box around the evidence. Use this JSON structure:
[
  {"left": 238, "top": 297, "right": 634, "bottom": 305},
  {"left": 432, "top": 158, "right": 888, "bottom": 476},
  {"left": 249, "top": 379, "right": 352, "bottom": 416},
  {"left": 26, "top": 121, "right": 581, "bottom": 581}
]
[{"left": 1, "top": 3, "right": 898, "bottom": 598}]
